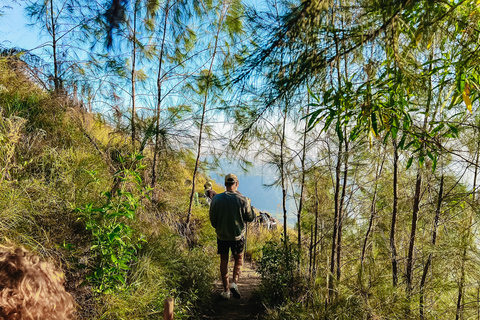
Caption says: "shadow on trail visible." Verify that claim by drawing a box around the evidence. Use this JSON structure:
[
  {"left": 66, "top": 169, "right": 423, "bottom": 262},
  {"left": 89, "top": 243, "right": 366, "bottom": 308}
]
[{"left": 202, "top": 260, "right": 265, "bottom": 320}]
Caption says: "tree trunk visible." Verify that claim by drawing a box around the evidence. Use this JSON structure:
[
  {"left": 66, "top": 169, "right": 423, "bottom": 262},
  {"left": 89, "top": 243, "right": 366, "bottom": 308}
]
[
  {"left": 313, "top": 176, "right": 319, "bottom": 276},
  {"left": 420, "top": 175, "right": 443, "bottom": 319},
  {"left": 406, "top": 171, "right": 422, "bottom": 295},
  {"left": 186, "top": 2, "right": 226, "bottom": 225},
  {"left": 151, "top": 0, "right": 171, "bottom": 188},
  {"left": 309, "top": 224, "right": 314, "bottom": 279},
  {"left": 361, "top": 155, "right": 385, "bottom": 264},
  {"left": 456, "top": 247, "right": 467, "bottom": 320},
  {"left": 281, "top": 111, "right": 288, "bottom": 240},
  {"left": 328, "top": 138, "right": 342, "bottom": 301},
  {"left": 49, "top": 0, "right": 60, "bottom": 93},
  {"left": 390, "top": 138, "right": 399, "bottom": 286},
  {"left": 131, "top": 2, "right": 138, "bottom": 145},
  {"left": 336, "top": 133, "right": 348, "bottom": 281},
  {"left": 406, "top": 37, "right": 433, "bottom": 297},
  {"left": 298, "top": 102, "right": 310, "bottom": 256}
]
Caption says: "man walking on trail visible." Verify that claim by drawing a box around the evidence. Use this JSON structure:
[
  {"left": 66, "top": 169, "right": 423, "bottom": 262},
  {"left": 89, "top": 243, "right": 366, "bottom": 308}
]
[{"left": 209, "top": 173, "right": 255, "bottom": 300}]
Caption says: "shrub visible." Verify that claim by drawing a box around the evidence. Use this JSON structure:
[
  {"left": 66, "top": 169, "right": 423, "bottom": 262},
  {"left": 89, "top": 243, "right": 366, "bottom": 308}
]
[
  {"left": 76, "top": 153, "right": 150, "bottom": 294},
  {"left": 257, "top": 238, "right": 303, "bottom": 307}
]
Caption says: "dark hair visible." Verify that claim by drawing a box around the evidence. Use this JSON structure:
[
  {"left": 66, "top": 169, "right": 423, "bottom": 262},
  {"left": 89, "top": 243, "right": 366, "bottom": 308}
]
[{"left": 0, "top": 245, "right": 75, "bottom": 319}]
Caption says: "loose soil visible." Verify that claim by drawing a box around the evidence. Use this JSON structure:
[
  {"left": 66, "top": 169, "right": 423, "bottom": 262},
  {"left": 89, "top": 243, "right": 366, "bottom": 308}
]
[{"left": 202, "top": 260, "right": 265, "bottom": 320}]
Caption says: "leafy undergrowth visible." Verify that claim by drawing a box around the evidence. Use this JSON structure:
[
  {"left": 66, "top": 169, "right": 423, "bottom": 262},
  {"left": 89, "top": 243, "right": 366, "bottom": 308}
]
[{"left": 0, "top": 56, "right": 220, "bottom": 319}]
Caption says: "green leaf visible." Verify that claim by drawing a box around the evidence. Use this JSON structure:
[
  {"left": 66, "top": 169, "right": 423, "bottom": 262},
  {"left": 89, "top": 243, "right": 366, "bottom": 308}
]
[
  {"left": 431, "top": 156, "right": 437, "bottom": 172},
  {"left": 307, "top": 86, "right": 319, "bottom": 102},
  {"left": 406, "top": 157, "right": 413, "bottom": 170},
  {"left": 457, "top": 72, "right": 466, "bottom": 93},
  {"left": 431, "top": 123, "right": 444, "bottom": 134},
  {"left": 383, "top": 131, "right": 391, "bottom": 144},
  {"left": 108, "top": 231, "right": 119, "bottom": 242},
  {"left": 419, "top": 155, "right": 425, "bottom": 167},
  {"left": 371, "top": 112, "right": 378, "bottom": 136},
  {"left": 398, "top": 134, "right": 407, "bottom": 150},
  {"left": 447, "top": 124, "right": 459, "bottom": 137},
  {"left": 336, "top": 121, "right": 344, "bottom": 141},
  {"left": 119, "top": 263, "right": 130, "bottom": 270},
  {"left": 114, "top": 274, "right": 126, "bottom": 285},
  {"left": 427, "top": 150, "right": 434, "bottom": 161},
  {"left": 391, "top": 117, "right": 399, "bottom": 139}
]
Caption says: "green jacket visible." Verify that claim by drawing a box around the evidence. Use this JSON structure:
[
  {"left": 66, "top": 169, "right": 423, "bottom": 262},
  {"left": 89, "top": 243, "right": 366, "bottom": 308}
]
[{"left": 209, "top": 191, "right": 255, "bottom": 241}]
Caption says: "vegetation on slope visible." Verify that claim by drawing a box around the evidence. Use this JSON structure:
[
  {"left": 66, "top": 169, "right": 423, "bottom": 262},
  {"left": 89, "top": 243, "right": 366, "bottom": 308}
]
[{"left": 0, "top": 56, "right": 223, "bottom": 319}]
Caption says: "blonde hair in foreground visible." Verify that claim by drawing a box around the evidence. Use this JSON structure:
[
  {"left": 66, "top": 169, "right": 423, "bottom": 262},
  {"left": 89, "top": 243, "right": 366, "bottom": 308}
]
[{"left": 0, "top": 245, "right": 75, "bottom": 319}]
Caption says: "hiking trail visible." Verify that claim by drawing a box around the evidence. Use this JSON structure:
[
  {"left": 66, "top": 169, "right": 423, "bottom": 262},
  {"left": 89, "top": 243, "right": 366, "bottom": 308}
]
[{"left": 202, "top": 260, "right": 264, "bottom": 319}]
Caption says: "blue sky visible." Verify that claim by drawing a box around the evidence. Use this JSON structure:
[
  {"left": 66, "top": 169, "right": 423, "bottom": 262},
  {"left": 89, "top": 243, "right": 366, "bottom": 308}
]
[
  {"left": 0, "top": 1, "right": 299, "bottom": 227},
  {"left": 1, "top": 3, "right": 41, "bottom": 49}
]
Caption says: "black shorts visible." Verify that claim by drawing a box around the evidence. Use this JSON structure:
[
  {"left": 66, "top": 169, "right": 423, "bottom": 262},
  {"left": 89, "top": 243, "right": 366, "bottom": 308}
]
[{"left": 217, "top": 237, "right": 245, "bottom": 255}]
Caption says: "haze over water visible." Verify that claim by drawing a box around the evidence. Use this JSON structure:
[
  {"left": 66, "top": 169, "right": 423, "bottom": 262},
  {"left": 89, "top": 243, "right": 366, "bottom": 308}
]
[{"left": 211, "top": 161, "right": 297, "bottom": 226}]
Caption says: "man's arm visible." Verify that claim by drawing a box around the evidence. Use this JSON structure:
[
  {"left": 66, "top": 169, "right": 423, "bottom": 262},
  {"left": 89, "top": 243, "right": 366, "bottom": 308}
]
[
  {"left": 209, "top": 200, "right": 217, "bottom": 228},
  {"left": 243, "top": 198, "right": 255, "bottom": 223}
]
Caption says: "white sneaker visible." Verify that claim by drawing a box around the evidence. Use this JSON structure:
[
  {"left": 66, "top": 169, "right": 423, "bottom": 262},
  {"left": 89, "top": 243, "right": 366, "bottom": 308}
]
[
  {"left": 221, "top": 291, "right": 230, "bottom": 299},
  {"left": 230, "top": 283, "right": 241, "bottom": 299}
]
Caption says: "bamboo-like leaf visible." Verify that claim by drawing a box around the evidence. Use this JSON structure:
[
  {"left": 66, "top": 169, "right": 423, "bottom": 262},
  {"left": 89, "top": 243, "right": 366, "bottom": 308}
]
[
  {"left": 391, "top": 117, "right": 399, "bottom": 139},
  {"left": 458, "top": 72, "right": 466, "bottom": 93},
  {"left": 371, "top": 112, "right": 378, "bottom": 136},
  {"left": 419, "top": 155, "right": 425, "bottom": 167},
  {"left": 431, "top": 156, "right": 437, "bottom": 172},
  {"left": 406, "top": 157, "right": 413, "bottom": 170},
  {"left": 462, "top": 83, "right": 473, "bottom": 113}
]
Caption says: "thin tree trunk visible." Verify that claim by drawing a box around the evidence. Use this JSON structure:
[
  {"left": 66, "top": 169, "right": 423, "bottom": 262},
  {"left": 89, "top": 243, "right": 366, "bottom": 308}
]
[
  {"left": 309, "top": 225, "right": 314, "bottom": 278},
  {"left": 420, "top": 175, "right": 443, "bottom": 320},
  {"left": 49, "top": 0, "right": 60, "bottom": 93},
  {"left": 474, "top": 143, "right": 479, "bottom": 320},
  {"left": 456, "top": 152, "right": 477, "bottom": 319},
  {"left": 131, "top": 2, "right": 137, "bottom": 145},
  {"left": 406, "top": 171, "right": 422, "bottom": 295},
  {"left": 327, "top": 0, "right": 342, "bottom": 303},
  {"left": 474, "top": 143, "right": 479, "bottom": 202},
  {"left": 186, "top": 2, "right": 226, "bottom": 225},
  {"left": 151, "top": 0, "right": 170, "bottom": 188},
  {"left": 328, "top": 138, "right": 342, "bottom": 301},
  {"left": 281, "top": 111, "right": 288, "bottom": 240},
  {"left": 313, "top": 177, "right": 319, "bottom": 275},
  {"left": 361, "top": 155, "right": 385, "bottom": 264},
  {"left": 456, "top": 247, "right": 467, "bottom": 320},
  {"left": 406, "top": 38, "right": 434, "bottom": 296},
  {"left": 336, "top": 134, "right": 348, "bottom": 281},
  {"left": 390, "top": 138, "right": 399, "bottom": 286},
  {"left": 298, "top": 102, "right": 310, "bottom": 256}
]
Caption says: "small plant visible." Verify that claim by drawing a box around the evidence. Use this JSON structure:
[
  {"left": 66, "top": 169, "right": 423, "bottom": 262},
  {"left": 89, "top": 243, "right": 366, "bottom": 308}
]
[
  {"left": 76, "top": 152, "right": 150, "bottom": 294},
  {"left": 257, "top": 238, "right": 302, "bottom": 307}
]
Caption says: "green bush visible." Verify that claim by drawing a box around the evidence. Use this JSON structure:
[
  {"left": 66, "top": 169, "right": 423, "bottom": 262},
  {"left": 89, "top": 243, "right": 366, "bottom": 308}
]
[
  {"left": 257, "top": 238, "right": 303, "bottom": 307},
  {"left": 97, "top": 226, "right": 217, "bottom": 320},
  {"left": 76, "top": 153, "right": 149, "bottom": 294}
]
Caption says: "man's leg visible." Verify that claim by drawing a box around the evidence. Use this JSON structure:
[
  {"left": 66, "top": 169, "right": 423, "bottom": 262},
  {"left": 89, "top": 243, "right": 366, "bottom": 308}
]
[
  {"left": 232, "top": 253, "right": 243, "bottom": 284},
  {"left": 220, "top": 253, "right": 229, "bottom": 292},
  {"left": 229, "top": 253, "right": 243, "bottom": 299}
]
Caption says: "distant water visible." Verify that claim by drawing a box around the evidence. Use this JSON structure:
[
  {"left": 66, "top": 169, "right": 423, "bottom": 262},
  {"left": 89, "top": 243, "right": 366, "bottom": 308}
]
[{"left": 210, "top": 162, "right": 298, "bottom": 226}]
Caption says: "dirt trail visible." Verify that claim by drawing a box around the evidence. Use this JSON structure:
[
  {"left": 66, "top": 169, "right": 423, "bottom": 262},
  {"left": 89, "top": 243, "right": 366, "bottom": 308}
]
[{"left": 202, "top": 260, "right": 264, "bottom": 320}]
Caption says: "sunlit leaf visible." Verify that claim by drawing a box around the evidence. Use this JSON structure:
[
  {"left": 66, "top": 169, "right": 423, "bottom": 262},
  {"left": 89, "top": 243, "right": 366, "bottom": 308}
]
[
  {"left": 462, "top": 83, "right": 473, "bottom": 113},
  {"left": 419, "top": 155, "right": 425, "bottom": 167}
]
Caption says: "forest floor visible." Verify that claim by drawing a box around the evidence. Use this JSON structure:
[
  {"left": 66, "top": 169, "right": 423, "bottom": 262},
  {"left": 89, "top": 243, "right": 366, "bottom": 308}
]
[{"left": 202, "top": 260, "right": 265, "bottom": 320}]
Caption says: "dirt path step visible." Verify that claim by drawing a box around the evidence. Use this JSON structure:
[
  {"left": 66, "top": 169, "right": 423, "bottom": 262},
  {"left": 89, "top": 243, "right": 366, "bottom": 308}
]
[{"left": 202, "top": 261, "right": 264, "bottom": 320}]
